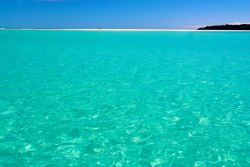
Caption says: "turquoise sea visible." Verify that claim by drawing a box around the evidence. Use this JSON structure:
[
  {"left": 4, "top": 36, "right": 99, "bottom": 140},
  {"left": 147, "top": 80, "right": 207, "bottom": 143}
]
[{"left": 0, "top": 30, "right": 250, "bottom": 166}]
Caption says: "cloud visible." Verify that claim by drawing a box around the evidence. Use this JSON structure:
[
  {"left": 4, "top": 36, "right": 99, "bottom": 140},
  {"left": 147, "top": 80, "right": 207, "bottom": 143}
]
[
  {"left": 36, "top": 0, "right": 69, "bottom": 2},
  {"left": 188, "top": 25, "right": 208, "bottom": 29},
  {"left": 227, "top": 22, "right": 250, "bottom": 25}
]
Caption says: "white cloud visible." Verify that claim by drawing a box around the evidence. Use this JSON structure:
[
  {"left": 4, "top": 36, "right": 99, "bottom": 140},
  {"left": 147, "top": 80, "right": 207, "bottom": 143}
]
[
  {"left": 227, "top": 22, "right": 250, "bottom": 25},
  {"left": 188, "top": 25, "right": 207, "bottom": 29},
  {"left": 36, "top": 0, "right": 68, "bottom": 2}
]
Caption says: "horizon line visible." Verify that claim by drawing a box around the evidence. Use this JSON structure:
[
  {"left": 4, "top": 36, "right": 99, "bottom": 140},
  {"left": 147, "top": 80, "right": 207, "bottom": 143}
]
[{"left": 1, "top": 28, "right": 250, "bottom": 32}]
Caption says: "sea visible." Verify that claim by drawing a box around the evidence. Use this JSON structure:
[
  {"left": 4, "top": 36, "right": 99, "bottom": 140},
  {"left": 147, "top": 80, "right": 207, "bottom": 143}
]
[{"left": 0, "top": 30, "right": 250, "bottom": 166}]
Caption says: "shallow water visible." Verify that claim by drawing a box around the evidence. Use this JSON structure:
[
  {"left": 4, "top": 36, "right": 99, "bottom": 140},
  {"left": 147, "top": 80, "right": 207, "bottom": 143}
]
[{"left": 0, "top": 30, "right": 250, "bottom": 166}]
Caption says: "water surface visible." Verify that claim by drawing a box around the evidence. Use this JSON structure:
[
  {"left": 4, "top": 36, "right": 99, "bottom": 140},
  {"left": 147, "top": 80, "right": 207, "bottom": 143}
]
[{"left": 0, "top": 30, "right": 250, "bottom": 166}]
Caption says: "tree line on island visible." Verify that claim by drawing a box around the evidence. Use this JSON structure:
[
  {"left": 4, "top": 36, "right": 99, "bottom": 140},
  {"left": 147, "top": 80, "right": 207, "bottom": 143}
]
[{"left": 198, "top": 24, "right": 250, "bottom": 30}]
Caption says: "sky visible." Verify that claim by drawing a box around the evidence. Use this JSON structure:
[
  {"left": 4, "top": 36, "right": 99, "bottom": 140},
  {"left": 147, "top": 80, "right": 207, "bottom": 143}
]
[{"left": 0, "top": 0, "right": 250, "bottom": 29}]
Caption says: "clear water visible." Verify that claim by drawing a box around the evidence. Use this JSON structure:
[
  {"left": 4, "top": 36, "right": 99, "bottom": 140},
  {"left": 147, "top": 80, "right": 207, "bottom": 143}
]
[{"left": 0, "top": 30, "right": 250, "bottom": 166}]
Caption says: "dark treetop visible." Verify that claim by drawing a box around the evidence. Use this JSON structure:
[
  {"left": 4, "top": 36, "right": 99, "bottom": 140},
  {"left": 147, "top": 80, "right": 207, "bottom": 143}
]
[{"left": 198, "top": 24, "right": 250, "bottom": 30}]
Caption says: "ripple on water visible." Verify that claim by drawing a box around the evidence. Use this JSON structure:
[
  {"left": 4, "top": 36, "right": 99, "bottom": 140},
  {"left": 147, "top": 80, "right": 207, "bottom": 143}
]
[{"left": 0, "top": 31, "right": 250, "bottom": 166}]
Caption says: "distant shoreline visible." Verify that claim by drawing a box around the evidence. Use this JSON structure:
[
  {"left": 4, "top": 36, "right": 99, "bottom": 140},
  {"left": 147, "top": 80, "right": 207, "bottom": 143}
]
[
  {"left": 1, "top": 28, "right": 250, "bottom": 32},
  {"left": 198, "top": 24, "right": 250, "bottom": 30}
]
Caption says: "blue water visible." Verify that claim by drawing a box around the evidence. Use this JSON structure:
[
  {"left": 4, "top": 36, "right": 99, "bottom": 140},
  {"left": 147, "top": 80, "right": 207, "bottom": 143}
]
[{"left": 0, "top": 30, "right": 250, "bottom": 166}]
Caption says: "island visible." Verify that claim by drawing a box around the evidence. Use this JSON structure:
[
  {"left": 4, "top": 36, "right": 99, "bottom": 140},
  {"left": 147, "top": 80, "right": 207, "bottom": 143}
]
[{"left": 198, "top": 24, "right": 250, "bottom": 30}]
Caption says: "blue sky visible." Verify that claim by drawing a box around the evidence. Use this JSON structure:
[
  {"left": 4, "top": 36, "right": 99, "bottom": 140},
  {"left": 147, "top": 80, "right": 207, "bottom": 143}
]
[{"left": 0, "top": 0, "right": 250, "bottom": 29}]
